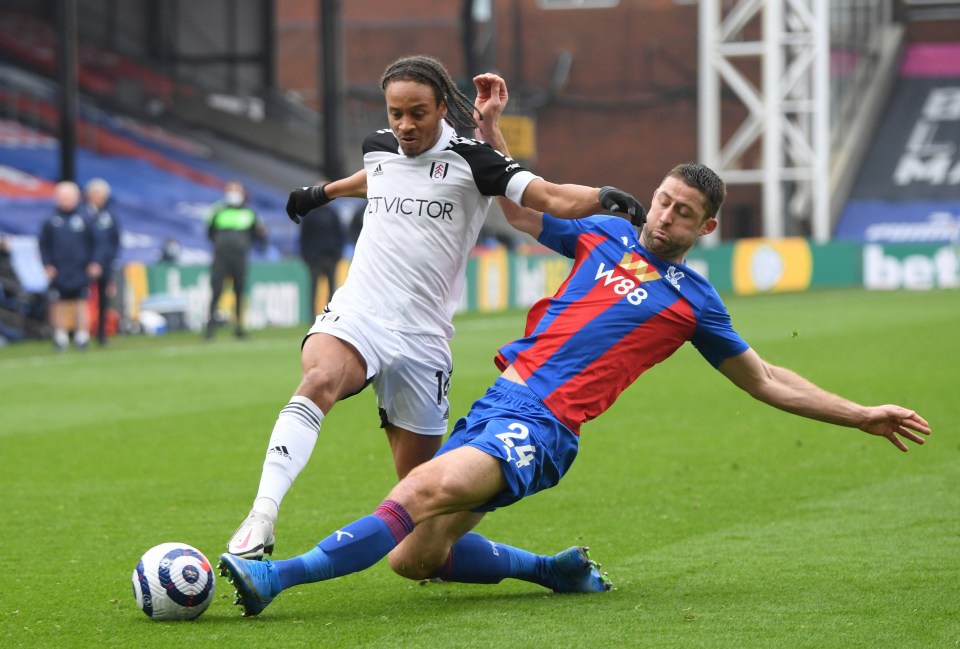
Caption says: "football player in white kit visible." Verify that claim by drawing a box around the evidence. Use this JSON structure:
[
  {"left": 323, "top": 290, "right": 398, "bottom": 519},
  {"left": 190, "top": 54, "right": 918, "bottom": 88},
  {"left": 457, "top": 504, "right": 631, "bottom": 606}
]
[{"left": 227, "top": 55, "right": 644, "bottom": 560}]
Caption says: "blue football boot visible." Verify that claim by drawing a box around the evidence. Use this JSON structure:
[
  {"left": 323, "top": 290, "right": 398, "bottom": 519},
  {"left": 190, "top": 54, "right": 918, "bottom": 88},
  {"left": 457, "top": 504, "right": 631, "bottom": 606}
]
[
  {"left": 218, "top": 553, "right": 281, "bottom": 617},
  {"left": 549, "top": 546, "right": 613, "bottom": 593}
]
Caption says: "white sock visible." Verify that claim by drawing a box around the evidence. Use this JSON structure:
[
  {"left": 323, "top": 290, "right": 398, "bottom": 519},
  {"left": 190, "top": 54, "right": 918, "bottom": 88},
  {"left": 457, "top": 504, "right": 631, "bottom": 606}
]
[
  {"left": 54, "top": 330, "right": 68, "bottom": 347},
  {"left": 74, "top": 329, "right": 89, "bottom": 345},
  {"left": 252, "top": 497, "right": 279, "bottom": 521},
  {"left": 254, "top": 396, "right": 323, "bottom": 518}
]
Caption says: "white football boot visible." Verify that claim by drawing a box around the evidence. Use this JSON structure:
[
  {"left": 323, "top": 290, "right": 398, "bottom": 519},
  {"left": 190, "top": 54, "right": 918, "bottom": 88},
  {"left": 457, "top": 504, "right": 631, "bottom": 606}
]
[{"left": 227, "top": 511, "right": 276, "bottom": 560}]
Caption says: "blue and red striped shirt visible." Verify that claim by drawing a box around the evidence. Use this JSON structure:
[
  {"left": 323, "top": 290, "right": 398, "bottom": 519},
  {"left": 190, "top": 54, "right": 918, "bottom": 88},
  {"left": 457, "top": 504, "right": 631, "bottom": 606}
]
[{"left": 495, "top": 213, "right": 748, "bottom": 434}]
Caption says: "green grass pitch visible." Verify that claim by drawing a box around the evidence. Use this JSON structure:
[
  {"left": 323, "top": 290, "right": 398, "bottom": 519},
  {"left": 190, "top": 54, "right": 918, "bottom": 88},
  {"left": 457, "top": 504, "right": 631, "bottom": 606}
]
[{"left": 1, "top": 287, "right": 957, "bottom": 648}]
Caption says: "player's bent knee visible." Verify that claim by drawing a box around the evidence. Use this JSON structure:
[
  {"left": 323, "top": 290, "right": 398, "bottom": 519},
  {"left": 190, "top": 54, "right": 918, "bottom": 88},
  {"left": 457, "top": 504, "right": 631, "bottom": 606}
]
[
  {"left": 299, "top": 365, "right": 335, "bottom": 393},
  {"left": 388, "top": 473, "right": 442, "bottom": 519},
  {"left": 390, "top": 465, "right": 480, "bottom": 521},
  {"left": 299, "top": 346, "right": 366, "bottom": 404},
  {"left": 298, "top": 365, "right": 356, "bottom": 407},
  {"left": 387, "top": 545, "right": 447, "bottom": 580}
]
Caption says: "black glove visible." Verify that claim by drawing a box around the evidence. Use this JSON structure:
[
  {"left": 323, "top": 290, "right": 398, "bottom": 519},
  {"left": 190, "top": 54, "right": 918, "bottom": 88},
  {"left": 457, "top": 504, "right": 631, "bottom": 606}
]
[
  {"left": 599, "top": 186, "right": 647, "bottom": 227},
  {"left": 286, "top": 184, "right": 331, "bottom": 224}
]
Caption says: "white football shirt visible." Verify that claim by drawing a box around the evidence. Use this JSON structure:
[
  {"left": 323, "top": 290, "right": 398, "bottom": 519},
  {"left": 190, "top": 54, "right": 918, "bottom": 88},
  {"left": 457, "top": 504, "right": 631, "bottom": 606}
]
[{"left": 329, "top": 120, "right": 538, "bottom": 338}]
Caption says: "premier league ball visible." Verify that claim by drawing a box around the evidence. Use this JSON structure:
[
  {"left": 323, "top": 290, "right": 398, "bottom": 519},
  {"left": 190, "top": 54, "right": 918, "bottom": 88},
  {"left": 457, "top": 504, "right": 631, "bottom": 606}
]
[{"left": 132, "top": 542, "right": 216, "bottom": 621}]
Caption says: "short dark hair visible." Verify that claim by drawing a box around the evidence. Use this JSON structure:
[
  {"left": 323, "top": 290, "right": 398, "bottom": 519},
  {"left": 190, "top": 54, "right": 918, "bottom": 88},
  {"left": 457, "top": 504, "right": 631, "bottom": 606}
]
[
  {"left": 380, "top": 55, "right": 479, "bottom": 130},
  {"left": 665, "top": 163, "right": 726, "bottom": 220}
]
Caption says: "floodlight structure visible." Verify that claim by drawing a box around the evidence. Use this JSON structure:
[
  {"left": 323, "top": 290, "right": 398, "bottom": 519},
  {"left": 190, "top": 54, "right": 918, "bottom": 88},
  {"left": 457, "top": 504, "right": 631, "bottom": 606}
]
[{"left": 698, "top": 0, "right": 831, "bottom": 242}]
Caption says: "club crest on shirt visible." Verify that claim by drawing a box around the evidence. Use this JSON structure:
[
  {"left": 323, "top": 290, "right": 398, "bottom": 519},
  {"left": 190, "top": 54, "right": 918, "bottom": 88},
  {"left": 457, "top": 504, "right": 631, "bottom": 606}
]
[
  {"left": 69, "top": 215, "right": 87, "bottom": 231},
  {"left": 429, "top": 161, "right": 449, "bottom": 183},
  {"left": 665, "top": 266, "right": 685, "bottom": 290}
]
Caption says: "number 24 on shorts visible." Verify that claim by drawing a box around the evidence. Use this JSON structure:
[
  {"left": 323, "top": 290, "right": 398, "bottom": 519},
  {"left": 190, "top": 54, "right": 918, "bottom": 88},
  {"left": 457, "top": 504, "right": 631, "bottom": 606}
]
[{"left": 496, "top": 422, "right": 536, "bottom": 468}]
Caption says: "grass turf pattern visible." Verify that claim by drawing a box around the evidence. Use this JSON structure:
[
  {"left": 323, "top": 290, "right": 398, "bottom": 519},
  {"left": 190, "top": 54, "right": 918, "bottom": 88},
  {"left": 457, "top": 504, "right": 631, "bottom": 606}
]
[{"left": 1, "top": 288, "right": 957, "bottom": 648}]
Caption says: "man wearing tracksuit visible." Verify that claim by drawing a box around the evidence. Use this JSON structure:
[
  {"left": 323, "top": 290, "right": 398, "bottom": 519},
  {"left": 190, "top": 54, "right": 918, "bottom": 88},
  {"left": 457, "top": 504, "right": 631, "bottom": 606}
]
[
  {"left": 39, "top": 181, "right": 100, "bottom": 352},
  {"left": 85, "top": 178, "right": 121, "bottom": 346},
  {"left": 205, "top": 180, "right": 265, "bottom": 339}
]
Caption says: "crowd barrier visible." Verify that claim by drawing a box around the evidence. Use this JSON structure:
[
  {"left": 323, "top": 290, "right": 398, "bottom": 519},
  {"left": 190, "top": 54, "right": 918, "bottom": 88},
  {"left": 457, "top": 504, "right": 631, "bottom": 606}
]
[{"left": 119, "top": 239, "right": 960, "bottom": 333}]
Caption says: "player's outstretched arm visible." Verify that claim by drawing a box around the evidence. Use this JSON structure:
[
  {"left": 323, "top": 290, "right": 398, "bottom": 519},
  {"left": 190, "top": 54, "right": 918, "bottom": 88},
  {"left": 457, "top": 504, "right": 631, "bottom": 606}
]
[
  {"left": 471, "top": 75, "right": 644, "bottom": 223},
  {"left": 497, "top": 196, "right": 544, "bottom": 239},
  {"left": 717, "top": 348, "right": 931, "bottom": 451},
  {"left": 518, "top": 180, "right": 644, "bottom": 222},
  {"left": 286, "top": 169, "right": 367, "bottom": 223},
  {"left": 473, "top": 72, "right": 508, "bottom": 143},
  {"left": 854, "top": 404, "right": 931, "bottom": 452},
  {"left": 324, "top": 169, "right": 368, "bottom": 200}
]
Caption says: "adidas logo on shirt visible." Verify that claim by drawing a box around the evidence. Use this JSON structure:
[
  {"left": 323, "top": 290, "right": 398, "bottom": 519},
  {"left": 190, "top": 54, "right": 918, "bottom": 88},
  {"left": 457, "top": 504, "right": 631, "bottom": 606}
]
[{"left": 372, "top": 163, "right": 384, "bottom": 176}]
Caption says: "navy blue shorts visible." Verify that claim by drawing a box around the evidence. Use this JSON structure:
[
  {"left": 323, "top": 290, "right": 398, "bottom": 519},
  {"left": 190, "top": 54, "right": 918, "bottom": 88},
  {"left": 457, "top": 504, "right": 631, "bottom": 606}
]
[
  {"left": 49, "top": 285, "right": 88, "bottom": 301},
  {"left": 437, "top": 378, "right": 579, "bottom": 512}
]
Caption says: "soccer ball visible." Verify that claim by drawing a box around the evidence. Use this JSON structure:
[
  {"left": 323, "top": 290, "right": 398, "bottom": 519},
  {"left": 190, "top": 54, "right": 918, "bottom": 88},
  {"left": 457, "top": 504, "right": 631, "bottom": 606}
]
[{"left": 132, "top": 542, "right": 216, "bottom": 621}]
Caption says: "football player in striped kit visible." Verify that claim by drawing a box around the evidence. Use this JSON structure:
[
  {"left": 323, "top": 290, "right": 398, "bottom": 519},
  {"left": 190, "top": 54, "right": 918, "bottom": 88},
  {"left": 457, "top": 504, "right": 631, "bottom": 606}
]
[
  {"left": 226, "top": 55, "right": 643, "bottom": 562},
  {"left": 219, "top": 152, "right": 929, "bottom": 616}
]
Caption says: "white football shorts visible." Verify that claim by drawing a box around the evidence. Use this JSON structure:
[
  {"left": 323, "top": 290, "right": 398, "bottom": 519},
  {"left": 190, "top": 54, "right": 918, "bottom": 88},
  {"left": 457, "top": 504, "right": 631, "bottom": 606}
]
[{"left": 306, "top": 306, "right": 453, "bottom": 436}]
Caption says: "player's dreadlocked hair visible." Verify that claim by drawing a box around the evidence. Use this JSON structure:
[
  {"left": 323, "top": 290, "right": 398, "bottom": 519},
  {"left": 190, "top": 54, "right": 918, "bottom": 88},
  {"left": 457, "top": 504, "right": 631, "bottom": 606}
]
[
  {"left": 380, "top": 55, "right": 480, "bottom": 130},
  {"left": 665, "top": 163, "right": 727, "bottom": 220}
]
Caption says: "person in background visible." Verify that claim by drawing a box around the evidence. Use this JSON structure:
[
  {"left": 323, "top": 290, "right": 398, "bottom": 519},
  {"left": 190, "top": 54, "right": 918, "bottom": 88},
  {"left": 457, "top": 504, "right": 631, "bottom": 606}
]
[
  {"left": 345, "top": 199, "right": 366, "bottom": 259},
  {"left": 0, "top": 233, "right": 26, "bottom": 344},
  {"left": 298, "top": 195, "right": 346, "bottom": 312},
  {"left": 159, "top": 237, "right": 182, "bottom": 264},
  {"left": 0, "top": 233, "right": 21, "bottom": 308},
  {"left": 39, "top": 181, "right": 100, "bottom": 352},
  {"left": 85, "top": 178, "right": 121, "bottom": 346},
  {"left": 205, "top": 180, "right": 266, "bottom": 340}
]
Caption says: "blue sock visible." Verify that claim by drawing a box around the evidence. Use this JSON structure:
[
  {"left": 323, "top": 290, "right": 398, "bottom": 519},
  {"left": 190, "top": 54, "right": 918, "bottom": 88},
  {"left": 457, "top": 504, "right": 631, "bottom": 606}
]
[
  {"left": 275, "top": 500, "right": 414, "bottom": 590},
  {"left": 431, "top": 532, "right": 553, "bottom": 587}
]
